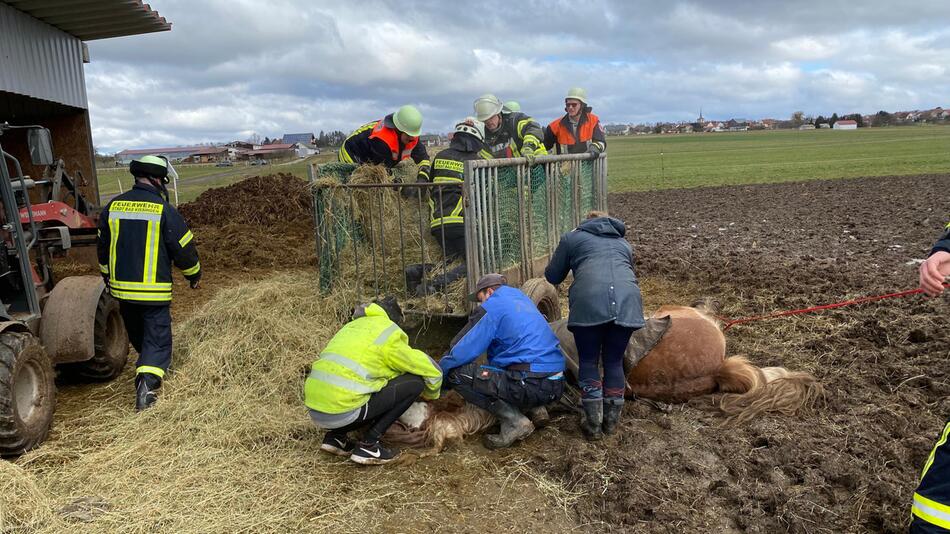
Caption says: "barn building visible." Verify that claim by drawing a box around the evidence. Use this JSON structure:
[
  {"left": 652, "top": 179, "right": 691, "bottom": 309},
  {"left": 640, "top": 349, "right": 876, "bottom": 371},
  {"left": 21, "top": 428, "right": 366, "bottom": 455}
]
[
  {"left": 0, "top": 0, "right": 171, "bottom": 204},
  {"left": 833, "top": 120, "right": 858, "bottom": 130}
]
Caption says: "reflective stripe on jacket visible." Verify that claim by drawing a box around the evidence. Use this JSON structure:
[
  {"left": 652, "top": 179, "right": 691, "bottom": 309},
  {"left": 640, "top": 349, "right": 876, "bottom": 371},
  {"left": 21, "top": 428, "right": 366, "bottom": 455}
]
[
  {"left": 544, "top": 109, "right": 607, "bottom": 155},
  {"left": 913, "top": 422, "right": 950, "bottom": 530},
  {"left": 338, "top": 115, "right": 431, "bottom": 181},
  {"left": 304, "top": 303, "right": 442, "bottom": 413},
  {"left": 426, "top": 133, "right": 491, "bottom": 229},
  {"left": 96, "top": 183, "right": 200, "bottom": 305},
  {"left": 484, "top": 111, "right": 547, "bottom": 158}
]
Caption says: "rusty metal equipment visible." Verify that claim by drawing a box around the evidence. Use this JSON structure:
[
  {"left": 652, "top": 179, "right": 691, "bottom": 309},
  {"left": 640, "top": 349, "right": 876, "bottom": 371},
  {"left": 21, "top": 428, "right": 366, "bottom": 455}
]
[{"left": 0, "top": 123, "right": 129, "bottom": 457}]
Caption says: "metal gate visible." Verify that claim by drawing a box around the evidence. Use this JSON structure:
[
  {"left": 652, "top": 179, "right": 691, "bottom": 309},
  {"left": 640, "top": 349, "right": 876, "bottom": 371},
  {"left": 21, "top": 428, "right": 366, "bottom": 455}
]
[{"left": 311, "top": 153, "right": 607, "bottom": 317}]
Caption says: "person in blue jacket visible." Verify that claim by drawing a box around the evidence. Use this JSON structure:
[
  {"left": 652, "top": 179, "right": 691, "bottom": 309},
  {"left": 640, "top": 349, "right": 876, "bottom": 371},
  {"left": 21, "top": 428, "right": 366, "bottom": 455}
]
[
  {"left": 545, "top": 211, "right": 645, "bottom": 440},
  {"left": 910, "top": 222, "right": 950, "bottom": 533},
  {"left": 439, "top": 274, "right": 565, "bottom": 449}
]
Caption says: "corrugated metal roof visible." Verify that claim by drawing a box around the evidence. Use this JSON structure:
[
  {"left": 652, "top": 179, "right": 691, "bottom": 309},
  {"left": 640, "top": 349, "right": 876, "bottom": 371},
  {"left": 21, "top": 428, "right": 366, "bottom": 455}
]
[{"left": 1, "top": 0, "right": 171, "bottom": 41}]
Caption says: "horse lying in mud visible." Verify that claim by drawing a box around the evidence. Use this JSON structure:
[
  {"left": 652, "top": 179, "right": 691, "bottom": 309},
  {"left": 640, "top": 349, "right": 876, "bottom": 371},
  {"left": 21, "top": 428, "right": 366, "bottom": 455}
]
[{"left": 384, "top": 301, "right": 824, "bottom": 455}]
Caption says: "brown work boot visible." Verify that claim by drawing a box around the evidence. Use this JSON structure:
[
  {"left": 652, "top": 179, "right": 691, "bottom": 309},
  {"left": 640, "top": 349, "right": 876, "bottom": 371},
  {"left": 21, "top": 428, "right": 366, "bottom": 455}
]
[{"left": 483, "top": 400, "right": 535, "bottom": 449}]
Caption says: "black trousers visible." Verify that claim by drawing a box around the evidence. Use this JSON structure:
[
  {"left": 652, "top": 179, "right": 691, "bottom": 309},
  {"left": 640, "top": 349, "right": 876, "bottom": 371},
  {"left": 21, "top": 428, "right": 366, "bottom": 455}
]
[
  {"left": 446, "top": 362, "right": 564, "bottom": 411},
  {"left": 119, "top": 301, "right": 172, "bottom": 379},
  {"left": 329, "top": 374, "right": 424, "bottom": 443},
  {"left": 431, "top": 224, "right": 465, "bottom": 261}
]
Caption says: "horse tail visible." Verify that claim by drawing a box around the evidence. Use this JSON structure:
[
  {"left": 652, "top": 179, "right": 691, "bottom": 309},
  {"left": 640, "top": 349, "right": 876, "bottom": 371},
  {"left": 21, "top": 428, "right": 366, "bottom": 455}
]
[
  {"left": 715, "top": 356, "right": 766, "bottom": 394},
  {"left": 717, "top": 359, "right": 825, "bottom": 425}
]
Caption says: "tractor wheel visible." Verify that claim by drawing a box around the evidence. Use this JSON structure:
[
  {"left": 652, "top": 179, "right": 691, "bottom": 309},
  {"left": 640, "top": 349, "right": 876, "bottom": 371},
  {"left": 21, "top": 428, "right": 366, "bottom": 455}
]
[
  {"left": 63, "top": 292, "right": 129, "bottom": 381},
  {"left": 0, "top": 331, "right": 55, "bottom": 457},
  {"left": 521, "top": 278, "right": 561, "bottom": 321}
]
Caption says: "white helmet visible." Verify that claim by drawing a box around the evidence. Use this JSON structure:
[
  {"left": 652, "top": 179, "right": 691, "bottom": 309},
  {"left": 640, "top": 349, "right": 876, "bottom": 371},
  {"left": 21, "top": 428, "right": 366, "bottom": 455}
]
[
  {"left": 473, "top": 94, "right": 503, "bottom": 122},
  {"left": 455, "top": 117, "right": 485, "bottom": 142}
]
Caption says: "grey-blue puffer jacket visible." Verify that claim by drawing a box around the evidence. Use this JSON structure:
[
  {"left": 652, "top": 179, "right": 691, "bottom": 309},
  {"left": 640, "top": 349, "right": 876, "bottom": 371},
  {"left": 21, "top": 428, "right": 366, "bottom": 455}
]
[{"left": 544, "top": 217, "right": 645, "bottom": 328}]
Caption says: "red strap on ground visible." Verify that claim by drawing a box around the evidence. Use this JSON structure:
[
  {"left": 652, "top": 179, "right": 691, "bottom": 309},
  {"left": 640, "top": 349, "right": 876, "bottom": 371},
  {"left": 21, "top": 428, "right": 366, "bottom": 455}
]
[{"left": 719, "top": 282, "right": 950, "bottom": 331}]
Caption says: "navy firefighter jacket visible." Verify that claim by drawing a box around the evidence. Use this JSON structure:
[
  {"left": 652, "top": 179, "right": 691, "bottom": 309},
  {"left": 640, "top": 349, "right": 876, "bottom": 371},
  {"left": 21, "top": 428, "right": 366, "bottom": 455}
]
[{"left": 96, "top": 182, "right": 201, "bottom": 305}]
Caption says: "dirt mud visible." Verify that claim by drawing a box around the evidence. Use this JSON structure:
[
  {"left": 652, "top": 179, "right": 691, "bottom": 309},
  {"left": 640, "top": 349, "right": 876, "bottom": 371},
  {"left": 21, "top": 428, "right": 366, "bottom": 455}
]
[{"left": 533, "top": 174, "right": 948, "bottom": 532}]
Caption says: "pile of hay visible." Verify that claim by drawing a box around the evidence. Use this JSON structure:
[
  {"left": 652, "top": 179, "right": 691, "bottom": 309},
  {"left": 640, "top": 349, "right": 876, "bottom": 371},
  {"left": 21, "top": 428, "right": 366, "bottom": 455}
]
[
  {"left": 7, "top": 272, "right": 567, "bottom": 532},
  {"left": 0, "top": 462, "right": 53, "bottom": 529},
  {"left": 315, "top": 164, "right": 468, "bottom": 314}
]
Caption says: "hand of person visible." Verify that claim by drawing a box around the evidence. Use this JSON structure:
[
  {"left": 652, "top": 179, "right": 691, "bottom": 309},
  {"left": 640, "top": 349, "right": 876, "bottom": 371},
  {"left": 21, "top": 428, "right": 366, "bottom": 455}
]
[
  {"left": 588, "top": 145, "right": 601, "bottom": 157},
  {"left": 522, "top": 147, "right": 536, "bottom": 166},
  {"left": 919, "top": 250, "right": 950, "bottom": 296},
  {"left": 190, "top": 278, "right": 201, "bottom": 290}
]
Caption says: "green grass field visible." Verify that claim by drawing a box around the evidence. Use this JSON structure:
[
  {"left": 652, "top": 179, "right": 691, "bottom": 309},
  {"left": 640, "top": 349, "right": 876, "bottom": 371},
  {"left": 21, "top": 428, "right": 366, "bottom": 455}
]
[{"left": 606, "top": 124, "right": 950, "bottom": 192}]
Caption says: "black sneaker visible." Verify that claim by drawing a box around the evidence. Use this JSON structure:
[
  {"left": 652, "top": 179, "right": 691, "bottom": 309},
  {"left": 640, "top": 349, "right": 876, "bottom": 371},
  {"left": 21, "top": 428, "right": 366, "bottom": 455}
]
[
  {"left": 349, "top": 441, "right": 398, "bottom": 465},
  {"left": 320, "top": 433, "right": 355, "bottom": 457}
]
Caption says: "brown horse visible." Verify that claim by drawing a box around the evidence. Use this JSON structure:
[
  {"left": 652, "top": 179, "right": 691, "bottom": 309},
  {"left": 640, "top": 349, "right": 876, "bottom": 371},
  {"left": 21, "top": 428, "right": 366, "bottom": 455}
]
[
  {"left": 552, "top": 301, "right": 824, "bottom": 422},
  {"left": 384, "top": 301, "right": 823, "bottom": 453}
]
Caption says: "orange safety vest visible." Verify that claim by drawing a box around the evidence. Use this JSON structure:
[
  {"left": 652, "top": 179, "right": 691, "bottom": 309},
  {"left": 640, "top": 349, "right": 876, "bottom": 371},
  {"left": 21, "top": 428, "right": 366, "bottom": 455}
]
[
  {"left": 548, "top": 112, "right": 601, "bottom": 152},
  {"left": 369, "top": 120, "right": 419, "bottom": 163}
]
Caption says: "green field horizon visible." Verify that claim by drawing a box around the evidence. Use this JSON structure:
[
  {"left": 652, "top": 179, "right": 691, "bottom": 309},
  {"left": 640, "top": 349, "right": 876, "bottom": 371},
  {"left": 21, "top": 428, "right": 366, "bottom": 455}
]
[{"left": 605, "top": 124, "right": 950, "bottom": 192}]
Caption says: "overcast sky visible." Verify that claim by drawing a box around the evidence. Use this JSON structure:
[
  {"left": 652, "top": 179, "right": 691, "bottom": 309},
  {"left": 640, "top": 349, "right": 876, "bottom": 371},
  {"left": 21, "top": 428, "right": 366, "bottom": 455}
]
[{"left": 85, "top": 0, "right": 950, "bottom": 153}]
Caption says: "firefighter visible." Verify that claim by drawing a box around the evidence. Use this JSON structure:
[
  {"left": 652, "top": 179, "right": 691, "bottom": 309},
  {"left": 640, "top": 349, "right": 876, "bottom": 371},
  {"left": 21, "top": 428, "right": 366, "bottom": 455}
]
[
  {"left": 503, "top": 101, "right": 521, "bottom": 113},
  {"left": 405, "top": 118, "right": 492, "bottom": 295},
  {"left": 97, "top": 155, "right": 201, "bottom": 411},
  {"left": 338, "top": 104, "right": 431, "bottom": 183},
  {"left": 304, "top": 297, "right": 442, "bottom": 465},
  {"left": 543, "top": 87, "right": 607, "bottom": 156},
  {"left": 473, "top": 94, "right": 547, "bottom": 164},
  {"left": 910, "top": 223, "right": 950, "bottom": 533}
]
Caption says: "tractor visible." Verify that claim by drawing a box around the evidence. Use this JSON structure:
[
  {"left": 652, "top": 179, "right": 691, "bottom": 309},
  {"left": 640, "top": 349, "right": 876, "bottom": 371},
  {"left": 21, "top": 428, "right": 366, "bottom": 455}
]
[{"left": 0, "top": 122, "right": 129, "bottom": 457}]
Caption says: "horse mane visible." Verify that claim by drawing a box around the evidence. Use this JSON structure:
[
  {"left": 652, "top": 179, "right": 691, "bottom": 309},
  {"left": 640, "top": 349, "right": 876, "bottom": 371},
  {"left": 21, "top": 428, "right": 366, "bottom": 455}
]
[{"left": 424, "top": 403, "right": 495, "bottom": 453}]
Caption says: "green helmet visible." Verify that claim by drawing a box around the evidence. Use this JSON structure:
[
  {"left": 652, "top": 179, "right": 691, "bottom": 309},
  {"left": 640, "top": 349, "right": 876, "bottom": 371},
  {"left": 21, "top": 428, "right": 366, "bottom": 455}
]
[
  {"left": 566, "top": 87, "right": 588, "bottom": 105},
  {"left": 392, "top": 105, "right": 423, "bottom": 137},
  {"left": 503, "top": 100, "right": 521, "bottom": 113},
  {"left": 130, "top": 154, "right": 169, "bottom": 182},
  {"left": 474, "top": 94, "right": 503, "bottom": 122}
]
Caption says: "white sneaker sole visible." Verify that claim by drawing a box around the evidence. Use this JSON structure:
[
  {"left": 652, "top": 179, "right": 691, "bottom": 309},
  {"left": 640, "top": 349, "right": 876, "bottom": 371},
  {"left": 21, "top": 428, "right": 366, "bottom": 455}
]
[{"left": 349, "top": 453, "right": 397, "bottom": 465}]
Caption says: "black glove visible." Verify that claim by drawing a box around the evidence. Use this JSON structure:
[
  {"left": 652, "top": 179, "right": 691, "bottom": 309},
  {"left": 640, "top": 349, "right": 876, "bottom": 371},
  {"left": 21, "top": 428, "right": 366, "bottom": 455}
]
[{"left": 188, "top": 273, "right": 201, "bottom": 289}]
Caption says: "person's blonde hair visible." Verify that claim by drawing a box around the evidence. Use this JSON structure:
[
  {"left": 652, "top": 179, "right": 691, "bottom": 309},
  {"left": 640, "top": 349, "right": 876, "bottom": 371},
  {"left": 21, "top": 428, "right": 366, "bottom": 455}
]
[{"left": 586, "top": 210, "right": 608, "bottom": 219}]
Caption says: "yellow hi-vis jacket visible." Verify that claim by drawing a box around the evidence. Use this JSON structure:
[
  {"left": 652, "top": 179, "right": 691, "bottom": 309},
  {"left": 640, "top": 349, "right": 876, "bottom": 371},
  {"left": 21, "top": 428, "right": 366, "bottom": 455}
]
[{"left": 304, "top": 304, "right": 442, "bottom": 414}]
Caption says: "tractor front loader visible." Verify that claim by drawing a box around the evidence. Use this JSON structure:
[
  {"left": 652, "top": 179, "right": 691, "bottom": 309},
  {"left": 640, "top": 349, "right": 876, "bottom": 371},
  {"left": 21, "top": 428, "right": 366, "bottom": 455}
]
[{"left": 0, "top": 123, "right": 128, "bottom": 457}]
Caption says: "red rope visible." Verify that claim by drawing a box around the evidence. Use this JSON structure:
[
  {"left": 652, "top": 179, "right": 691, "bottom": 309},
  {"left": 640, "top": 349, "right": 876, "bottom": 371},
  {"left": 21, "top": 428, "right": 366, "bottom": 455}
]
[{"left": 719, "top": 282, "right": 950, "bottom": 331}]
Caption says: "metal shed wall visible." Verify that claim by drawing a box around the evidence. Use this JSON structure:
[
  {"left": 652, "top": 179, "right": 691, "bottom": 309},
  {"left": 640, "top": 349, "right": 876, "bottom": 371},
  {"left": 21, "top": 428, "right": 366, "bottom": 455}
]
[{"left": 0, "top": 2, "right": 87, "bottom": 109}]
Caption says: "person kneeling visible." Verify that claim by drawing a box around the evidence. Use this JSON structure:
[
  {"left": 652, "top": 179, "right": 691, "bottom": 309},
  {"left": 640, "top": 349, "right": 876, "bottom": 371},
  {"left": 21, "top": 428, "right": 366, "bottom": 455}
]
[
  {"left": 303, "top": 298, "right": 442, "bottom": 465},
  {"left": 440, "top": 274, "right": 565, "bottom": 449}
]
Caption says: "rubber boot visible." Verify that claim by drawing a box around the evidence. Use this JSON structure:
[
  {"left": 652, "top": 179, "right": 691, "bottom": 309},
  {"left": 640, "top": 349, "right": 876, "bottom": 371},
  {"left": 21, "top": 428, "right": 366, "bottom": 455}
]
[
  {"left": 580, "top": 399, "right": 603, "bottom": 441},
  {"left": 602, "top": 397, "right": 624, "bottom": 436},
  {"left": 526, "top": 406, "right": 550, "bottom": 429},
  {"left": 483, "top": 400, "right": 535, "bottom": 449},
  {"left": 135, "top": 373, "right": 161, "bottom": 412}
]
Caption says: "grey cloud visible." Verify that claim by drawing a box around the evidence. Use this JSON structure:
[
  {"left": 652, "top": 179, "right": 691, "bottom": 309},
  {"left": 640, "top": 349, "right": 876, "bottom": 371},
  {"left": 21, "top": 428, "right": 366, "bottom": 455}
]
[{"left": 84, "top": 0, "right": 950, "bottom": 152}]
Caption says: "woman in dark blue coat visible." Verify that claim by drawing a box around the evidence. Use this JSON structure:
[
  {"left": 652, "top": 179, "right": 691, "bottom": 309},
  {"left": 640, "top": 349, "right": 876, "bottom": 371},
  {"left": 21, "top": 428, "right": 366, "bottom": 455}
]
[{"left": 544, "top": 211, "right": 645, "bottom": 440}]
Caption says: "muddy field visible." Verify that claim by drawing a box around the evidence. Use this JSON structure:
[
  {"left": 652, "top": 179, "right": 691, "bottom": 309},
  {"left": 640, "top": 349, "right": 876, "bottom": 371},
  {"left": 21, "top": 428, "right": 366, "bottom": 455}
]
[
  {"left": 14, "top": 173, "right": 948, "bottom": 533},
  {"left": 551, "top": 173, "right": 948, "bottom": 533}
]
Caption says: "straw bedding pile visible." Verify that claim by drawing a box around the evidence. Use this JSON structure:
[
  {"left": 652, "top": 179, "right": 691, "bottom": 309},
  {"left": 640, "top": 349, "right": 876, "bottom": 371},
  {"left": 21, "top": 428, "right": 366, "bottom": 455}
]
[{"left": 1, "top": 272, "right": 567, "bottom": 532}]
